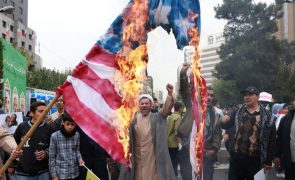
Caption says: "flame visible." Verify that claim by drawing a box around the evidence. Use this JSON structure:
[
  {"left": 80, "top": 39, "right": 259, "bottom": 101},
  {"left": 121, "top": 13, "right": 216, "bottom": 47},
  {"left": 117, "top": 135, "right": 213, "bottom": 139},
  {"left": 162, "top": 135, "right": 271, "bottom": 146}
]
[
  {"left": 189, "top": 24, "right": 208, "bottom": 179},
  {"left": 112, "top": 0, "right": 149, "bottom": 162}
]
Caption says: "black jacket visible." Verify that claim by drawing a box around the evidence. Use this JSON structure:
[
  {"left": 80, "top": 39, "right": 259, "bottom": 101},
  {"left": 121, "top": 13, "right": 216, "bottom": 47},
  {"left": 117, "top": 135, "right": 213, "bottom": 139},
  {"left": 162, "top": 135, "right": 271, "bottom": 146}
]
[
  {"left": 76, "top": 126, "right": 109, "bottom": 160},
  {"left": 14, "top": 121, "right": 52, "bottom": 176},
  {"left": 276, "top": 109, "right": 295, "bottom": 168}
]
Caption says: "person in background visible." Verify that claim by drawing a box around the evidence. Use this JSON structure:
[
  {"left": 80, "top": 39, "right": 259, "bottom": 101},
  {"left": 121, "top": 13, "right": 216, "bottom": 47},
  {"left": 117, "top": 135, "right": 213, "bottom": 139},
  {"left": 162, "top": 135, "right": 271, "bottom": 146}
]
[
  {"left": 258, "top": 92, "right": 273, "bottom": 113},
  {"left": 119, "top": 84, "right": 176, "bottom": 180},
  {"left": 77, "top": 125, "right": 110, "bottom": 180},
  {"left": 0, "top": 100, "right": 5, "bottom": 114},
  {"left": 203, "top": 90, "right": 223, "bottom": 180},
  {"left": 48, "top": 96, "right": 64, "bottom": 123},
  {"left": 49, "top": 110, "right": 110, "bottom": 180},
  {"left": 151, "top": 97, "right": 159, "bottom": 113},
  {"left": 274, "top": 98, "right": 295, "bottom": 180},
  {"left": 13, "top": 101, "right": 52, "bottom": 180},
  {"left": 275, "top": 103, "right": 288, "bottom": 130},
  {"left": 49, "top": 113, "right": 84, "bottom": 180},
  {"left": 177, "top": 63, "right": 222, "bottom": 180},
  {"left": 221, "top": 87, "right": 275, "bottom": 180},
  {"left": 0, "top": 125, "right": 23, "bottom": 180},
  {"left": 167, "top": 102, "right": 183, "bottom": 177}
]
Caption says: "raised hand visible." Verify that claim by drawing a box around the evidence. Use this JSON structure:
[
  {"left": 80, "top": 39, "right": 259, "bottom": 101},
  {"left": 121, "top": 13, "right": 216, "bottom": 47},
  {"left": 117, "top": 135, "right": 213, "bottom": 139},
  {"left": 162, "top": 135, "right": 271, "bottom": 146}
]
[{"left": 166, "top": 84, "right": 174, "bottom": 96}]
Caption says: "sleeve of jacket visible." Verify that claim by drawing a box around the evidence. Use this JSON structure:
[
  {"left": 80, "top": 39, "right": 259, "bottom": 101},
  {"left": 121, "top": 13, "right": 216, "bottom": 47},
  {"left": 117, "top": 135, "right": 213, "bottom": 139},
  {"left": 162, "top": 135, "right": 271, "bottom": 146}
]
[
  {"left": 49, "top": 133, "right": 58, "bottom": 178},
  {"left": 13, "top": 124, "right": 22, "bottom": 145},
  {"left": 221, "top": 110, "right": 236, "bottom": 130},
  {"left": 265, "top": 119, "right": 276, "bottom": 166},
  {"left": 174, "top": 115, "right": 181, "bottom": 137},
  {"left": 161, "top": 95, "right": 174, "bottom": 117},
  {"left": 0, "top": 126, "right": 17, "bottom": 153},
  {"left": 275, "top": 116, "right": 284, "bottom": 158},
  {"left": 179, "top": 70, "right": 192, "bottom": 109},
  {"left": 211, "top": 116, "right": 223, "bottom": 152}
]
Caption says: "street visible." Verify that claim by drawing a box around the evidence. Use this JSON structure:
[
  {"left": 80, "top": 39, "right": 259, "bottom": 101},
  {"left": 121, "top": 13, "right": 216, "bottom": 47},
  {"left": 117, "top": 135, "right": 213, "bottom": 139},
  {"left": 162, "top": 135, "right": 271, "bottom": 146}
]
[
  {"left": 213, "top": 164, "right": 281, "bottom": 180},
  {"left": 213, "top": 147, "right": 282, "bottom": 180}
]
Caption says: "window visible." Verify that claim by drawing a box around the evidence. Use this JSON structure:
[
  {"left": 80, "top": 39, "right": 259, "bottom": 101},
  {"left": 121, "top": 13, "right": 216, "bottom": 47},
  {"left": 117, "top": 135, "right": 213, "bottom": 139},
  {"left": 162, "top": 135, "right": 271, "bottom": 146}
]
[
  {"left": 21, "top": 41, "right": 25, "bottom": 47},
  {"left": 29, "top": 34, "right": 32, "bottom": 40},
  {"left": 4, "top": 0, "right": 8, "bottom": 3},
  {"left": 29, "top": 45, "right": 32, "bottom": 51},
  {"left": 10, "top": 37, "right": 13, "bottom": 43},
  {"left": 10, "top": 25, "right": 13, "bottom": 31},
  {"left": 2, "top": 21, "right": 6, "bottom": 28},
  {"left": 22, "top": 29, "right": 25, "bottom": 36},
  {"left": 19, "top": 7, "right": 23, "bottom": 15},
  {"left": 18, "top": 18, "right": 23, "bottom": 23},
  {"left": 21, "top": 0, "right": 23, "bottom": 3},
  {"left": 10, "top": 0, "right": 14, "bottom": 7},
  {"left": 2, "top": 33, "right": 6, "bottom": 39}
]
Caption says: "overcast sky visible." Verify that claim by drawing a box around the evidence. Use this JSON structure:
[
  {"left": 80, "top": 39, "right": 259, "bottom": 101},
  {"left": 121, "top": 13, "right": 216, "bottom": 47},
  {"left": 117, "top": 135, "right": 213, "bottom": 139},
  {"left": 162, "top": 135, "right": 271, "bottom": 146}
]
[{"left": 28, "top": 0, "right": 274, "bottom": 94}]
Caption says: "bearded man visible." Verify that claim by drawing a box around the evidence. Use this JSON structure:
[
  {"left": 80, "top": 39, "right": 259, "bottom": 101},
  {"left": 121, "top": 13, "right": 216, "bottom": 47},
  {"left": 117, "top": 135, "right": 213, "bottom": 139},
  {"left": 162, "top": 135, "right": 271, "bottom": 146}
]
[{"left": 119, "top": 84, "right": 176, "bottom": 180}]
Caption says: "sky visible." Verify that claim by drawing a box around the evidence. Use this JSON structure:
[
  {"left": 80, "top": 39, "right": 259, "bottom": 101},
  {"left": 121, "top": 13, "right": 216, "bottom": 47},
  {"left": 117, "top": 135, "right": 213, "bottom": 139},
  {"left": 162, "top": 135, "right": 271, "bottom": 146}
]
[{"left": 28, "top": 0, "right": 274, "bottom": 94}]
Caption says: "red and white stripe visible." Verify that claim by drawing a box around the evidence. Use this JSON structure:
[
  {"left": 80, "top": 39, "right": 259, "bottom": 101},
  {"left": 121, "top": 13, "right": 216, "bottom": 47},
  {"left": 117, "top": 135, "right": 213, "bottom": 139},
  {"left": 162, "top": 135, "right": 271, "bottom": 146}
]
[{"left": 57, "top": 44, "right": 129, "bottom": 165}]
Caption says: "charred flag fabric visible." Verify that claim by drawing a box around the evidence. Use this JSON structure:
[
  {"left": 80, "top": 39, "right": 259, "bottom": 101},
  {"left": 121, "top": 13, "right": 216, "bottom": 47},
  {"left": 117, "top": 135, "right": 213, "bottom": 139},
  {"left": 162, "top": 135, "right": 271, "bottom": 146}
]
[{"left": 57, "top": 0, "right": 201, "bottom": 169}]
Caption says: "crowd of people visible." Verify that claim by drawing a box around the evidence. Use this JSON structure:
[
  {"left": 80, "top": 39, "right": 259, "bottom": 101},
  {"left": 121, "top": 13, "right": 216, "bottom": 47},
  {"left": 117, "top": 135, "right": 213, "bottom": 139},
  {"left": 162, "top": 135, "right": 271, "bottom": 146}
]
[
  {"left": 0, "top": 97, "right": 113, "bottom": 180},
  {"left": 0, "top": 63, "right": 294, "bottom": 180}
]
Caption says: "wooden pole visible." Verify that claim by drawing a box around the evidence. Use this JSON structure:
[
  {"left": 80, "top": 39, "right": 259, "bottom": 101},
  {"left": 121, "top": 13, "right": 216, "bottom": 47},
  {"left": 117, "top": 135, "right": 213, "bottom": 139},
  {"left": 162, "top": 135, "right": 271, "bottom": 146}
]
[{"left": 0, "top": 95, "right": 60, "bottom": 175}]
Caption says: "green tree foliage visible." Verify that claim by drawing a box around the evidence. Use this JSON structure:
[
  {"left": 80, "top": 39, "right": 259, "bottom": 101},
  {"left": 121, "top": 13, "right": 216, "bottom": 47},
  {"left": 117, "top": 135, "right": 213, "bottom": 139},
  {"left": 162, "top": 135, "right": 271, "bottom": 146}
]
[
  {"left": 213, "top": 0, "right": 295, "bottom": 105},
  {"left": 27, "top": 68, "right": 70, "bottom": 91},
  {"left": 212, "top": 79, "right": 242, "bottom": 106}
]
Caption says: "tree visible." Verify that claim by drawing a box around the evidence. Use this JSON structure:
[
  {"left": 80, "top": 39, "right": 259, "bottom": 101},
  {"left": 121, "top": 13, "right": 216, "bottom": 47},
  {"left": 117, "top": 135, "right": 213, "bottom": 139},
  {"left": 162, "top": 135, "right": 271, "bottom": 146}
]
[
  {"left": 213, "top": 0, "right": 295, "bottom": 104},
  {"left": 212, "top": 79, "right": 242, "bottom": 107},
  {"left": 27, "top": 68, "right": 70, "bottom": 91}
]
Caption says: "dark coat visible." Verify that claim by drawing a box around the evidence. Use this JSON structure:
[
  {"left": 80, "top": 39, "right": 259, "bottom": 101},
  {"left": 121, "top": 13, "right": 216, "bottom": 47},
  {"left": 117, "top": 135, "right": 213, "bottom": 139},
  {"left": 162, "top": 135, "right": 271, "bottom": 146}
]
[
  {"left": 119, "top": 112, "right": 176, "bottom": 180},
  {"left": 276, "top": 109, "right": 295, "bottom": 168}
]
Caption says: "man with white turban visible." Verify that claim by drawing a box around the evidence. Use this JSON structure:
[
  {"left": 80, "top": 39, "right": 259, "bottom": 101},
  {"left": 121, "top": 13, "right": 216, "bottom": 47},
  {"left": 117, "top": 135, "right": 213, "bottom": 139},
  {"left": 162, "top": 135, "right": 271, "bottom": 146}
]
[{"left": 119, "top": 84, "right": 176, "bottom": 180}]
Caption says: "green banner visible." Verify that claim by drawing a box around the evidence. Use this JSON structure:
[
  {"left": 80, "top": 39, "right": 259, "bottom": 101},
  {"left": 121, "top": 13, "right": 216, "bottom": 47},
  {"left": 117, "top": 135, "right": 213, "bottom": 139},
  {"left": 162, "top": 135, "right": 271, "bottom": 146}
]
[{"left": 1, "top": 39, "right": 27, "bottom": 113}]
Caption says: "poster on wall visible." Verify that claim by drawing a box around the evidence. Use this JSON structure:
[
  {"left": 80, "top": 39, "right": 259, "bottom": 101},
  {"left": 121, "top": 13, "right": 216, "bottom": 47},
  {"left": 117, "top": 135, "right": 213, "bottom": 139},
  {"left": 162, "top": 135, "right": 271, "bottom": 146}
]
[
  {"left": 4, "top": 80, "right": 11, "bottom": 114},
  {"left": 0, "top": 112, "right": 23, "bottom": 135},
  {"left": 20, "top": 92, "right": 25, "bottom": 113},
  {"left": 13, "top": 87, "right": 19, "bottom": 112},
  {"left": 1, "top": 39, "right": 27, "bottom": 113},
  {"left": 27, "top": 88, "right": 56, "bottom": 115}
]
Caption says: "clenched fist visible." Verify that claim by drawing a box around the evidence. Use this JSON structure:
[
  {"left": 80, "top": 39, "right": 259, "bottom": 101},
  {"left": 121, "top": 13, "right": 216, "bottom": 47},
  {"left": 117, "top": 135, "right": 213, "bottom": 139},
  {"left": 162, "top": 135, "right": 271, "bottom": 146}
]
[{"left": 166, "top": 84, "right": 174, "bottom": 96}]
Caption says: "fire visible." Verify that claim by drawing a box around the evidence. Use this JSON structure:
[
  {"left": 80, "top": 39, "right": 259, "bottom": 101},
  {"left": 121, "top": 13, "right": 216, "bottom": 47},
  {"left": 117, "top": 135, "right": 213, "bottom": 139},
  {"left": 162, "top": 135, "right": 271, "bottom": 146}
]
[
  {"left": 113, "top": 0, "right": 149, "bottom": 161},
  {"left": 189, "top": 25, "right": 208, "bottom": 179}
]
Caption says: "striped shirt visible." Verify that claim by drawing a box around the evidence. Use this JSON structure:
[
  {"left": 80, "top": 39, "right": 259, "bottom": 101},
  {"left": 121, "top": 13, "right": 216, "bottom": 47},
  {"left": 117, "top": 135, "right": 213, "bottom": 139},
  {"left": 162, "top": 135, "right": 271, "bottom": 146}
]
[{"left": 49, "top": 131, "right": 82, "bottom": 179}]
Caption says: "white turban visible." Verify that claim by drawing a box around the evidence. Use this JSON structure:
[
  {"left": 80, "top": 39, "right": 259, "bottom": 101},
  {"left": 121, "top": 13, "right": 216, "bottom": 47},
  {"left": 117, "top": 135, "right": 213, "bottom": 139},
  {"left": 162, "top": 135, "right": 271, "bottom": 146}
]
[{"left": 138, "top": 94, "right": 154, "bottom": 104}]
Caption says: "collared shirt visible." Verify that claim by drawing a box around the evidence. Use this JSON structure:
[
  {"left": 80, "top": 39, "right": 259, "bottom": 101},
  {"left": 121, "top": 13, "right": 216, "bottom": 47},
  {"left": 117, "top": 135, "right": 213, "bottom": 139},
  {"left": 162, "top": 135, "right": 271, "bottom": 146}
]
[
  {"left": 290, "top": 113, "right": 295, "bottom": 162},
  {"left": 49, "top": 131, "right": 82, "bottom": 179}
]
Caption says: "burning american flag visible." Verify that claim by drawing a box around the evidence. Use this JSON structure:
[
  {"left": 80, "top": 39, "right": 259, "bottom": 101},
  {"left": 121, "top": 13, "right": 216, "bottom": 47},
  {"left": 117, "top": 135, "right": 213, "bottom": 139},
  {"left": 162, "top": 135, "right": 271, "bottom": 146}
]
[{"left": 57, "top": 0, "right": 207, "bottom": 178}]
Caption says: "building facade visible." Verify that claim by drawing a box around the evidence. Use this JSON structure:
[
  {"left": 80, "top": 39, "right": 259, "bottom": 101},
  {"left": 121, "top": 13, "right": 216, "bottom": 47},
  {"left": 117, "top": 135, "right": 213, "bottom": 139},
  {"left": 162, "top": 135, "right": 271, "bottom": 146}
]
[
  {"left": 154, "top": 90, "right": 163, "bottom": 104},
  {"left": 0, "top": 14, "right": 36, "bottom": 53},
  {"left": 0, "top": 0, "right": 42, "bottom": 70},
  {"left": 142, "top": 75, "right": 153, "bottom": 95},
  {"left": 0, "top": 0, "right": 28, "bottom": 26},
  {"left": 200, "top": 33, "right": 225, "bottom": 87},
  {"left": 276, "top": 2, "right": 295, "bottom": 41}
]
